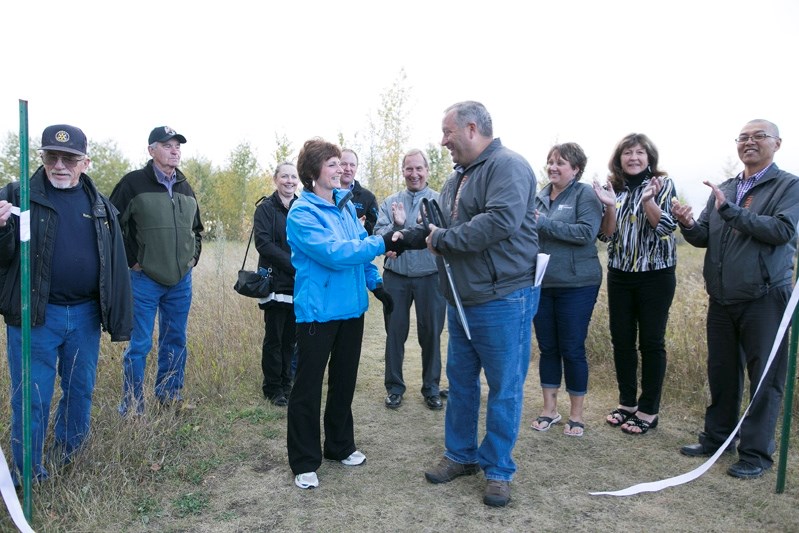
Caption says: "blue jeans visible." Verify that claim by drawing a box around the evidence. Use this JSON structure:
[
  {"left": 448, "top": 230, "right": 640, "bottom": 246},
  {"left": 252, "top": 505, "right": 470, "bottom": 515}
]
[
  {"left": 533, "top": 285, "right": 599, "bottom": 395},
  {"left": 443, "top": 285, "right": 539, "bottom": 481},
  {"left": 7, "top": 301, "right": 101, "bottom": 483},
  {"left": 120, "top": 269, "right": 192, "bottom": 415}
]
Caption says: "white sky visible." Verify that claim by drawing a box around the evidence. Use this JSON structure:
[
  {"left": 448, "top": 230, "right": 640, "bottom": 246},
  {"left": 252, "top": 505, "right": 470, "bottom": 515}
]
[{"left": 2, "top": 0, "right": 798, "bottom": 210}]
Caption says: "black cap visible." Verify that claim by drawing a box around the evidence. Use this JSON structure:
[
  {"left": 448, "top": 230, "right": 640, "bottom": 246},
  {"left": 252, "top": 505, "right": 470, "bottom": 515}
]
[
  {"left": 148, "top": 126, "right": 187, "bottom": 145},
  {"left": 40, "top": 124, "right": 88, "bottom": 156}
]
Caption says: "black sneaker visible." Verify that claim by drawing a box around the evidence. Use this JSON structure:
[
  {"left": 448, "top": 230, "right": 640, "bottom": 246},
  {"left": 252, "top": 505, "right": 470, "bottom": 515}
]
[{"left": 385, "top": 393, "right": 402, "bottom": 409}]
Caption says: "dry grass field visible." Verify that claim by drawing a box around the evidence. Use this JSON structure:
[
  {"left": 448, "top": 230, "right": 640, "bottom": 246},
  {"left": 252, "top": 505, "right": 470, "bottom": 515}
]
[{"left": 0, "top": 240, "right": 798, "bottom": 532}]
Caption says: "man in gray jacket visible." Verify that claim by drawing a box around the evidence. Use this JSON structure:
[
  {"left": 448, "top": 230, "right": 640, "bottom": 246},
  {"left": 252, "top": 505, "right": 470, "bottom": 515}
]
[
  {"left": 674, "top": 119, "right": 799, "bottom": 479},
  {"left": 374, "top": 149, "right": 446, "bottom": 411},
  {"left": 419, "top": 101, "right": 539, "bottom": 508}
]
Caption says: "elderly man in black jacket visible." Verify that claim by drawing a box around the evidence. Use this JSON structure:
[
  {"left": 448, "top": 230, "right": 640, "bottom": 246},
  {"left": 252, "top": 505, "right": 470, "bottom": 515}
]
[{"left": 0, "top": 124, "right": 132, "bottom": 487}]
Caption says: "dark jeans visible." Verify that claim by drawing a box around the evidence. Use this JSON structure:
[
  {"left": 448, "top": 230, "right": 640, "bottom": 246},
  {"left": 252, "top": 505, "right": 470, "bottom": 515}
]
[
  {"left": 607, "top": 267, "right": 675, "bottom": 414},
  {"left": 700, "top": 287, "right": 790, "bottom": 468},
  {"left": 287, "top": 316, "right": 364, "bottom": 475},
  {"left": 382, "top": 270, "right": 445, "bottom": 397},
  {"left": 533, "top": 285, "right": 600, "bottom": 395},
  {"left": 261, "top": 304, "right": 296, "bottom": 398}
]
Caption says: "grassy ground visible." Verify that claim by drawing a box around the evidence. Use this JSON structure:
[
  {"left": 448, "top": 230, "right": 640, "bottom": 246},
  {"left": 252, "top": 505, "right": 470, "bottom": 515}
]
[{"left": 0, "top": 241, "right": 798, "bottom": 532}]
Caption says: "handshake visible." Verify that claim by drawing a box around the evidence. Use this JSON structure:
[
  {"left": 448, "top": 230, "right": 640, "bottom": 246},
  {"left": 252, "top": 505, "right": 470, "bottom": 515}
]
[{"left": 381, "top": 228, "right": 428, "bottom": 256}]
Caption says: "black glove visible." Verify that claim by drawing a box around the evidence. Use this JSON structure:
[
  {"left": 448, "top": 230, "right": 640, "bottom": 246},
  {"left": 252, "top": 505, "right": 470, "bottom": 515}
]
[
  {"left": 382, "top": 229, "right": 428, "bottom": 255},
  {"left": 372, "top": 287, "right": 394, "bottom": 314},
  {"left": 382, "top": 232, "right": 408, "bottom": 256},
  {"left": 400, "top": 228, "right": 428, "bottom": 249}
]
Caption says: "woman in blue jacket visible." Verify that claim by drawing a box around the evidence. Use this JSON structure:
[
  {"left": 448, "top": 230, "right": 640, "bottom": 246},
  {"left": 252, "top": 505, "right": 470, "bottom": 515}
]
[
  {"left": 531, "top": 143, "right": 602, "bottom": 437},
  {"left": 286, "top": 138, "right": 401, "bottom": 489}
]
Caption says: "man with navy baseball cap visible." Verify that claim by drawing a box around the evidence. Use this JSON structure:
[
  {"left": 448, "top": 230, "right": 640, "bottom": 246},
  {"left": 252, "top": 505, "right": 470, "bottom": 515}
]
[
  {"left": 0, "top": 124, "right": 132, "bottom": 486},
  {"left": 111, "top": 126, "right": 203, "bottom": 416}
]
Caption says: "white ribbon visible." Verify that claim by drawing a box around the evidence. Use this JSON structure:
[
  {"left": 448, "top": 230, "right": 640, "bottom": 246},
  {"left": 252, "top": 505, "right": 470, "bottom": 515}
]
[
  {"left": 591, "top": 281, "right": 799, "bottom": 496},
  {"left": 0, "top": 445, "right": 36, "bottom": 532}
]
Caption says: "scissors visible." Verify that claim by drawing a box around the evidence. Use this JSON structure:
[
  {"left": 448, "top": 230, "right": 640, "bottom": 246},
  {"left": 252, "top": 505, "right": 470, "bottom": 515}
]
[{"left": 422, "top": 198, "right": 471, "bottom": 340}]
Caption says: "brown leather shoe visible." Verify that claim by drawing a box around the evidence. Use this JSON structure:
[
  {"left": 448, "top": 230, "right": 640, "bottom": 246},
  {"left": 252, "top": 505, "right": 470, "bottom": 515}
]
[
  {"left": 424, "top": 456, "right": 479, "bottom": 484},
  {"left": 483, "top": 479, "right": 511, "bottom": 507}
]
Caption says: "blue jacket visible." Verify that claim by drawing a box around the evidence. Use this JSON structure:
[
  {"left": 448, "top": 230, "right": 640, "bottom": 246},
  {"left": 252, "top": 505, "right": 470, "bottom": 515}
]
[{"left": 287, "top": 188, "right": 385, "bottom": 323}]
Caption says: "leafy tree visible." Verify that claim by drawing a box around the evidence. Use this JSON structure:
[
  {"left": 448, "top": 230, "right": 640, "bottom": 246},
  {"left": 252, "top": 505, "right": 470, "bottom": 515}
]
[
  {"left": 88, "top": 139, "right": 132, "bottom": 196},
  {"left": 181, "top": 156, "right": 217, "bottom": 236},
  {"left": 426, "top": 144, "right": 453, "bottom": 192},
  {"left": 0, "top": 132, "right": 40, "bottom": 186},
  {"left": 204, "top": 143, "right": 262, "bottom": 240},
  {"left": 361, "top": 69, "right": 411, "bottom": 200},
  {"left": 269, "top": 133, "right": 295, "bottom": 177}
]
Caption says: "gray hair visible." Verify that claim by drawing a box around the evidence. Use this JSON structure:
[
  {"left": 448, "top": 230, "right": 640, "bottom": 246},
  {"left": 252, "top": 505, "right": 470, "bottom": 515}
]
[
  {"left": 341, "top": 148, "right": 359, "bottom": 164},
  {"left": 746, "top": 119, "right": 780, "bottom": 138},
  {"left": 402, "top": 148, "right": 429, "bottom": 169},
  {"left": 444, "top": 101, "right": 493, "bottom": 137}
]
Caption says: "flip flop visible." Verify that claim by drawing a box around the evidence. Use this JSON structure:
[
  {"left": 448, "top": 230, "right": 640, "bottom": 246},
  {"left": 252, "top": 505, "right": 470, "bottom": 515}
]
[
  {"left": 563, "top": 420, "right": 585, "bottom": 437},
  {"left": 531, "top": 413, "right": 562, "bottom": 432}
]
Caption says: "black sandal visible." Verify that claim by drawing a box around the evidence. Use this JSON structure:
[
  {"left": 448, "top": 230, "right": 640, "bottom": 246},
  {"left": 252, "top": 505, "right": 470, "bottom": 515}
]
[
  {"left": 620, "top": 415, "right": 659, "bottom": 435},
  {"left": 606, "top": 408, "right": 636, "bottom": 427}
]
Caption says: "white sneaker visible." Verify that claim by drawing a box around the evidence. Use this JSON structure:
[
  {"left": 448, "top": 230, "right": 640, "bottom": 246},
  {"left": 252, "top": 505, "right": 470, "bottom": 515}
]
[
  {"left": 341, "top": 450, "right": 366, "bottom": 466},
  {"left": 294, "top": 471, "right": 319, "bottom": 489}
]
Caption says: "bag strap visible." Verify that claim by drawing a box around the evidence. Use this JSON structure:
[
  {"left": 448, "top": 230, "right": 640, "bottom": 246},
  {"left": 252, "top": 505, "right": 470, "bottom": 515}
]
[
  {"left": 241, "top": 225, "right": 255, "bottom": 270},
  {"left": 241, "top": 195, "right": 269, "bottom": 270}
]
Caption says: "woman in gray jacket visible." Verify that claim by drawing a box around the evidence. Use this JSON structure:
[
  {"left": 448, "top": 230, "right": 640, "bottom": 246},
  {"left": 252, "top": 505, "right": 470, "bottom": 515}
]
[{"left": 531, "top": 143, "right": 602, "bottom": 437}]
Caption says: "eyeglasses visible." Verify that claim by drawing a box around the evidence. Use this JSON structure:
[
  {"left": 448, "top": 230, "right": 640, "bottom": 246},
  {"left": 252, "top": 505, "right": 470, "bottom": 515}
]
[
  {"left": 734, "top": 133, "right": 779, "bottom": 144},
  {"left": 41, "top": 153, "right": 85, "bottom": 168}
]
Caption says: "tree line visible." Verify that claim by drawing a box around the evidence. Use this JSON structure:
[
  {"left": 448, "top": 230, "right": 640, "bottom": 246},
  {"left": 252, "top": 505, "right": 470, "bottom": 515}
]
[{"left": 0, "top": 71, "right": 454, "bottom": 241}]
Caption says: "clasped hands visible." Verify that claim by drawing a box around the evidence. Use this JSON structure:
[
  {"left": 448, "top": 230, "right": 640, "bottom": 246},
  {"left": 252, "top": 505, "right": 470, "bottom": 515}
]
[{"left": 381, "top": 202, "right": 440, "bottom": 258}]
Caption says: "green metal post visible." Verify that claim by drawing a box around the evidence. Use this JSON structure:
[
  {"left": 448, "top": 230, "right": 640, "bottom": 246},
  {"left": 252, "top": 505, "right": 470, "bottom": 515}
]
[
  {"left": 18, "top": 100, "right": 32, "bottom": 520},
  {"left": 776, "top": 252, "right": 799, "bottom": 493}
]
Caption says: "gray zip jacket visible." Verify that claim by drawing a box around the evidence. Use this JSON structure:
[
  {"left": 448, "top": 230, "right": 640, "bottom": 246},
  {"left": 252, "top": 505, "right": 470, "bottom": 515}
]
[
  {"left": 536, "top": 179, "right": 603, "bottom": 288},
  {"left": 681, "top": 164, "right": 799, "bottom": 304},
  {"left": 374, "top": 186, "right": 439, "bottom": 277},
  {"left": 430, "top": 138, "right": 538, "bottom": 306}
]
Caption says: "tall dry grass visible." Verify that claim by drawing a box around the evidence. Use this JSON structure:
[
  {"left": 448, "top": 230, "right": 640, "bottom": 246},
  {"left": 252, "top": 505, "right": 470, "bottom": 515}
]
[{"left": 0, "top": 240, "right": 796, "bottom": 532}]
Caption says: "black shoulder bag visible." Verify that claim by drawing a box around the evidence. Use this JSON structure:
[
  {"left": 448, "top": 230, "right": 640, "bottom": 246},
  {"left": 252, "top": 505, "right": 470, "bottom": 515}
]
[{"left": 234, "top": 197, "right": 273, "bottom": 298}]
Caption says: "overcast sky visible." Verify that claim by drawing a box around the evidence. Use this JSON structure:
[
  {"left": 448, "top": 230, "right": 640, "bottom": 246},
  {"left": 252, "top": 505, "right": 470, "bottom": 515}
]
[{"left": 2, "top": 0, "right": 798, "bottom": 210}]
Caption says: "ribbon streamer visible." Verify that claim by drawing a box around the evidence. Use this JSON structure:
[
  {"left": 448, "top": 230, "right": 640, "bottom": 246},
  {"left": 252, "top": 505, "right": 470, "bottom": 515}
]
[
  {"left": 0, "top": 445, "right": 35, "bottom": 532},
  {"left": 591, "top": 281, "right": 799, "bottom": 496}
]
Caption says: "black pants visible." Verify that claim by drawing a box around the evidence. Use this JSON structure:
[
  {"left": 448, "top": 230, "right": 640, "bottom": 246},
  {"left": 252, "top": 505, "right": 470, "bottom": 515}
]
[
  {"left": 383, "top": 270, "right": 445, "bottom": 397},
  {"left": 261, "top": 304, "right": 296, "bottom": 399},
  {"left": 700, "top": 287, "right": 790, "bottom": 468},
  {"left": 607, "top": 267, "right": 676, "bottom": 415},
  {"left": 287, "top": 315, "right": 364, "bottom": 475}
]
